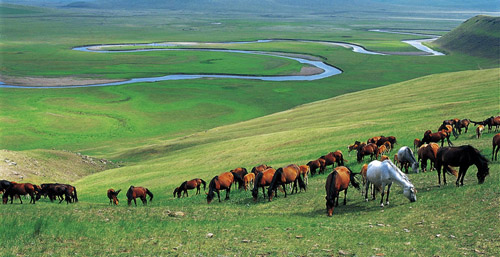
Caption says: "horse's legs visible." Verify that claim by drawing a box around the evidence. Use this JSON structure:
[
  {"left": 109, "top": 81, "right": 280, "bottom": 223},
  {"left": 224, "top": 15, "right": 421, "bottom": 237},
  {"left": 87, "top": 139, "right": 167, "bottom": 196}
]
[
  {"left": 343, "top": 188, "right": 348, "bottom": 205},
  {"left": 225, "top": 188, "right": 230, "bottom": 200},
  {"left": 457, "top": 166, "right": 468, "bottom": 186},
  {"left": 379, "top": 185, "right": 385, "bottom": 207},
  {"left": 196, "top": 185, "right": 200, "bottom": 195},
  {"left": 385, "top": 183, "right": 392, "bottom": 206},
  {"left": 217, "top": 191, "right": 221, "bottom": 202},
  {"left": 495, "top": 145, "right": 499, "bottom": 161},
  {"left": 364, "top": 181, "right": 370, "bottom": 201},
  {"left": 133, "top": 198, "right": 137, "bottom": 206},
  {"left": 142, "top": 196, "right": 147, "bottom": 205}
]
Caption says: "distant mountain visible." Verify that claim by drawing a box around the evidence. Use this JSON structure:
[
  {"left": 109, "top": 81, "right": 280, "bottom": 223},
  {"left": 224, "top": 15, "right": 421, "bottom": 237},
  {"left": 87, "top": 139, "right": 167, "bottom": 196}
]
[
  {"left": 3, "top": 0, "right": 499, "bottom": 12},
  {"left": 433, "top": 15, "right": 500, "bottom": 59}
]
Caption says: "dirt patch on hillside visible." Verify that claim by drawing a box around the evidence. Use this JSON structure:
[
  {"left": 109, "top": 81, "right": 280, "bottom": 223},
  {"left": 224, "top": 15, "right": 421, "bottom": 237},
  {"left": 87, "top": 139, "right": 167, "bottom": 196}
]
[
  {"left": 0, "top": 149, "right": 120, "bottom": 183},
  {"left": 294, "top": 66, "right": 324, "bottom": 76},
  {"left": 0, "top": 75, "right": 123, "bottom": 87}
]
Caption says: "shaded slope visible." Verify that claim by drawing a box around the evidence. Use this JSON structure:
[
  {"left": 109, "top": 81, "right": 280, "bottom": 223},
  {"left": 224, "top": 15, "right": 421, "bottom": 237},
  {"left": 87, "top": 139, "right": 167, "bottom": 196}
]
[{"left": 433, "top": 15, "right": 500, "bottom": 59}]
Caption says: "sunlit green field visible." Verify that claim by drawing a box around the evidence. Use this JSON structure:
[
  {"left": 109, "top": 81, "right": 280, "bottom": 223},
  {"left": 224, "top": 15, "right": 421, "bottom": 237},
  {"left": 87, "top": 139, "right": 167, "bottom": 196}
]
[{"left": 0, "top": 3, "right": 499, "bottom": 256}]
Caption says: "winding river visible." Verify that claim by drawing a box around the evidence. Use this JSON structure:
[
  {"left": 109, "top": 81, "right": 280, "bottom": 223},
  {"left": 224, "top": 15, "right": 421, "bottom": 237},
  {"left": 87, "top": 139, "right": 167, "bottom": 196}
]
[{"left": 0, "top": 30, "right": 444, "bottom": 89}]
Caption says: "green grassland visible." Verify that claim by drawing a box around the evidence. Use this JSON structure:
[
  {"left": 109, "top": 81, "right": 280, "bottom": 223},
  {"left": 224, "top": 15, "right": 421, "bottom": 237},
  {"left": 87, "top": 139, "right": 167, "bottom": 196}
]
[
  {"left": 1, "top": 3, "right": 499, "bottom": 256},
  {"left": 0, "top": 68, "right": 499, "bottom": 256},
  {"left": 1, "top": 5, "right": 498, "bottom": 156}
]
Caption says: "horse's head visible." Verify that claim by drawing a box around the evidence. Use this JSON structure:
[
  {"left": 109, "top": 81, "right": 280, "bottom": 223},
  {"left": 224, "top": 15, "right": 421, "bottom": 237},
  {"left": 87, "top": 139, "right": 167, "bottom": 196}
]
[
  {"left": 477, "top": 166, "right": 489, "bottom": 184},
  {"left": 411, "top": 162, "right": 419, "bottom": 174},
  {"left": 403, "top": 186, "right": 417, "bottom": 202}
]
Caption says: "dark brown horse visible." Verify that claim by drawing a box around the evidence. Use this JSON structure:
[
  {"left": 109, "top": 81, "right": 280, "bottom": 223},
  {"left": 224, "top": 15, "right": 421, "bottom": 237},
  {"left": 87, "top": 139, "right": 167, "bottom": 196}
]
[
  {"left": 435, "top": 145, "right": 489, "bottom": 186},
  {"left": 492, "top": 133, "right": 500, "bottom": 161},
  {"left": 126, "top": 186, "right": 153, "bottom": 206},
  {"left": 356, "top": 143, "right": 378, "bottom": 162},
  {"left": 0, "top": 180, "right": 14, "bottom": 194},
  {"left": 173, "top": 178, "right": 206, "bottom": 198},
  {"left": 107, "top": 189, "right": 121, "bottom": 205},
  {"left": 267, "top": 164, "right": 306, "bottom": 201},
  {"left": 325, "top": 166, "right": 360, "bottom": 216},
  {"left": 332, "top": 150, "right": 347, "bottom": 166},
  {"left": 417, "top": 143, "right": 440, "bottom": 172},
  {"left": 455, "top": 119, "right": 471, "bottom": 134},
  {"left": 420, "top": 130, "right": 452, "bottom": 147},
  {"left": 206, "top": 172, "right": 243, "bottom": 204},
  {"left": 307, "top": 159, "right": 325, "bottom": 176},
  {"left": 251, "top": 168, "right": 276, "bottom": 201},
  {"left": 320, "top": 153, "right": 336, "bottom": 171},
  {"left": 38, "top": 183, "right": 78, "bottom": 204},
  {"left": 471, "top": 116, "right": 500, "bottom": 133},
  {"left": 3, "top": 183, "right": 38, "bottom": 204}
]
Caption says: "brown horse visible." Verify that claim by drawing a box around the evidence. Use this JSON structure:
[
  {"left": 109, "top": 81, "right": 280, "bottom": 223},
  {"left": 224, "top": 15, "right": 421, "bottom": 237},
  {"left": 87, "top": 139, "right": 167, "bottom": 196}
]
[
  {"left": 243, "top": 173, "right": 255, "bottom": 191},
  {"left": 435, "top": 145, "right": 489, "bottom": 186},
  {"left": 231, "top": 167, "right": 248, "bottom": 189},
  {"left": 348, "top": 141, "right": 361, "bottom": 154},
  {"left": 420, "top": 130, "right": 452, "bottom": 147},
  {"left": 251, "top": 164, "right": 270, "bottom": 175},
  {"left": 307, "top": 159, "right": 325, "bottom": 176},
  {"left": 267, "top": 164, "right": 306, "bottom": 201},
  {"left": 476, "top": 125, "right": 484, "bottom": 138},
  {"left": 206, "top": 172, "right": 243, "bottom": 204},
  {"left": 325, "top": 166, "right": 360, "bottom": 216},
  {"left": 417, "top": 143, "right": 439, "bottom": 172},
  {"left": 107, "top": 189, "right": 121, "bottom": 205},
  {"left": 492, "top": 133, "right": 500, "bottom": 161},
  {"left": 298, "top": 165, "right": 310, "bottom": 185},
  {"left": 126, "top": 186, "right": 153, "bottom": 206},
  {"left": 3, "top": 183, "right": 38, "bottom": 204},
  {"left": 320, "top": 152, "right": 336, "bottom": 171},
  {"left": 413, "top": 138, "right": 421, "bottom": 151},
  {"left": 332, "top": 150, "right": 347, "bottom": 166},
  {"left": 377, "top": 145, "right": 388, "bottom": 159},
  {"left": 471, "top": 116, "right": 500, "bottom": 133},
  {"left": 173, "top": 178, "right": 206, "bottom": 198},
  {"left": 0, "top": 180, "right": 15, "bottom": 194},
  {"left": 456, "top": 119, "right": 471, "bottom": 134},
  {"left": 356, "top": 143, "right": 378, "bottom": 162},
  {"left": 38, "top": 183, "right": 78, "bottom": 203},
  {"left": 251, "top": 168, "right": 276, "bottom": 201}
]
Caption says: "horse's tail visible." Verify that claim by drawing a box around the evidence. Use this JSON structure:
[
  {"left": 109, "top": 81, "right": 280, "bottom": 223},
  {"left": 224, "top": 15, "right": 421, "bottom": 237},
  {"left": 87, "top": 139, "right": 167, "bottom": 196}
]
[
  {"left": 200, "top": 179, "right": 206, "bottom": 191},
  {"left": 230, "top": 172, "right": 244, "bottom": 189},
  {"left": 346, "top": 167, "right": 361, "bottom": 190},
  {"left": 72, "top": 186, "right": 78, "bottom": 202},
  {"left": 297, "top": 172, "right": 306, "bottom": 191},
  {"left": 327, "top": 171, "right": 338, "bottom": 202},
  {"left": 146, "top": 188, "right": 154, "bottom": 202},
  {"left": 268, "top": 168, "right": 282, "bottom": 197}
]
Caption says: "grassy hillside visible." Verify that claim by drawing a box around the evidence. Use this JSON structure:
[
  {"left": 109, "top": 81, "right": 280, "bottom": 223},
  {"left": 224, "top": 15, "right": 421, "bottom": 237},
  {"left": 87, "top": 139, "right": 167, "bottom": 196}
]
[
  {"left": 433, "top": 15, "right": 500, "bottom": 59},
  {"left": 1, "top": 68, "right": 497, "bottom": 255}
]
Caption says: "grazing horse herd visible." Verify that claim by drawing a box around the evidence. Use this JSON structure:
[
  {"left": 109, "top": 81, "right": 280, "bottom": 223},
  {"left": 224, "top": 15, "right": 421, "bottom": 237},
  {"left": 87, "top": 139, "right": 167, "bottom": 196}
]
[{"left": 2, "top": 115, "right": 498, "bottom": 217}]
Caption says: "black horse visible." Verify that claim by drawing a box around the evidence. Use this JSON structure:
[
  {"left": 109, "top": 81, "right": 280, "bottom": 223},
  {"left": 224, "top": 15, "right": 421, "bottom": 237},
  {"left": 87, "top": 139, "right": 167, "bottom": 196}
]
[
  {"left": 435, "top": 145, "right": 489, "bottom": 186},
  {"left": 0, "top": 180, "right": 14, "bottom": 193}
]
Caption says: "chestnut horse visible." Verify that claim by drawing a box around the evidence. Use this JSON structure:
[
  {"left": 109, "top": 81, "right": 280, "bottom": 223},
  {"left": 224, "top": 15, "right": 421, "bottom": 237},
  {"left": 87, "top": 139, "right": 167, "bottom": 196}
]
[
  {"left": 492, "top": 133, "right": 500, "bottom": 161},
  {"left": 107, "top": 189, "right": 121, "bottom": 205},
  {"left": 251, "top": 164, "right": 270, "bottom": 175},
  {"left": 325, "top": 166, "right": 360, "bottom": 216},
  {"left": 298, "top": 164, "right": 310, "bottom": 185},
  {"left": 126, "top": 186, "right": 153, "bottom": 206},
  {"left": 267, "top": 164, "right": 306, "bottom": 201},
  {"left": 435, "top": 145, "right": 489, "bottom": 186},
  {"left": 3, "top": 183, "right": 38, "bottom": 204},
  {"left": 320, "top": 153, "right": 336, "bottom": 171},
  {"left": 231, "top": 167, "right": 248, "bottom": 189},
  {"left": 173, "top": 178, "right": 206, "bottom": 198},
  {"left": 420, "top": 130, "right": 452, "bottom": 147},
  {"left": 243, "top": 173, "right": 255, "bottom": 191},
  {"left": 251, "top": 168, "right": 276, "bottom": 201},
  {"left": 455, "top": 119, "right": 471, "bottom": 134},
  {"left": 332, "top": 150, "right": 346, "bottom": 166},
  {"left": 206, "top": 172, "right": 243, "bottom": 204},
  {"left": 417, "top": 143, "right": 440, "bottom": 172}
]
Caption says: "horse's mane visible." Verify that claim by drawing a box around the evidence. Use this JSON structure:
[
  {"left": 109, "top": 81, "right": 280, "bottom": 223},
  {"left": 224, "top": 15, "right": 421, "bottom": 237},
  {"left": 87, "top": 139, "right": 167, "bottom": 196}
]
[
  {"left": 385, "top": 160, "right": 410, "bottom": 182},
  {"left": 326, "top": 171, "right": 338, "bottom": 203},
  {"left": 179, "top": 181, "right": 187, "bottom": 190}
]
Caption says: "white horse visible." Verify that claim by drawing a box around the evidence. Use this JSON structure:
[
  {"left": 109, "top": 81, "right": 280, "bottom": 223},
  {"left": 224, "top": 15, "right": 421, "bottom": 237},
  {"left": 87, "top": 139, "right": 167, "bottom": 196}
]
[
  {"left": 397, "top": 146, "right": 419, "bottom": 173},
  {"left": 365, "top": 160, "right": 417, "bottom": 207}
]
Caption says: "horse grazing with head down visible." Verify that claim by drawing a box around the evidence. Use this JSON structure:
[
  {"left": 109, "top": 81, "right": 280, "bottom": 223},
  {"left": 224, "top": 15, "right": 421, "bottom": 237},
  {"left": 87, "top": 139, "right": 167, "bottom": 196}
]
[
  {"left": 267, "top": 164, "right": 306, "bottom": 201},
  {"left": 3, "top": 183, "right": 38, "bottom": 204},
  {"left": 365, "top": 160, "right": 417, "bottom": 207},
  {"left": 397, "top": 146, "right": 419, "bottom": 173},
  {"left": 206, "top": 171, "right": 243, "bottom": 204},
  {"left": 307, "top": 159, "right": 325, "bottom": 176},
  {"left": 126, "top": 186, "right": 153, "bottom": 206},
  {"left": 325, "top": 166, "right": 360, "bottom": 216},
  {"left": 298, "top": 165, "right": 310, "bottom": 185},
  {"left": 356, "top": 143, "right": 378, "bottom": 162},
  {"left": 0, "top": 180, "right": 14, "bottom": 194},
  {"left": 319, "top": 153, "right": 337, "bottom": 171},
  {"left": 252, "top": 168, "right": 276, "bottom": 201},
  {"left": 492, "top": 133, "right": 500, "bottom": 161},
  {"left": 230, "top": 167, "right": 248, "bottom": 189},
  {"left": 107, "top": 189, "right": 121, "bottom": 205},
  {"left": 243, "top": 173, "right": 255, "bottom": 191},
  {"left": 417, "top": 143, "right": 440, "bottom": 172},
  {"left": 173, "top": 178, "right": 206, "bottom": 198},
  {"left": 435, "top": 145, "right": 489, "bottom": 187},
  {"left": 251, "top": 164, "right": 270, "bottom": 175}
]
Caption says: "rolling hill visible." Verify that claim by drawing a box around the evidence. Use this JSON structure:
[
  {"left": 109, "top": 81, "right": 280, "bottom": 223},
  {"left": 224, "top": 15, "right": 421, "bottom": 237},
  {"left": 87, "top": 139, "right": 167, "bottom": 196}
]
[{"left": 433, "top": 15, "right": 500, "bottom": 59}]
